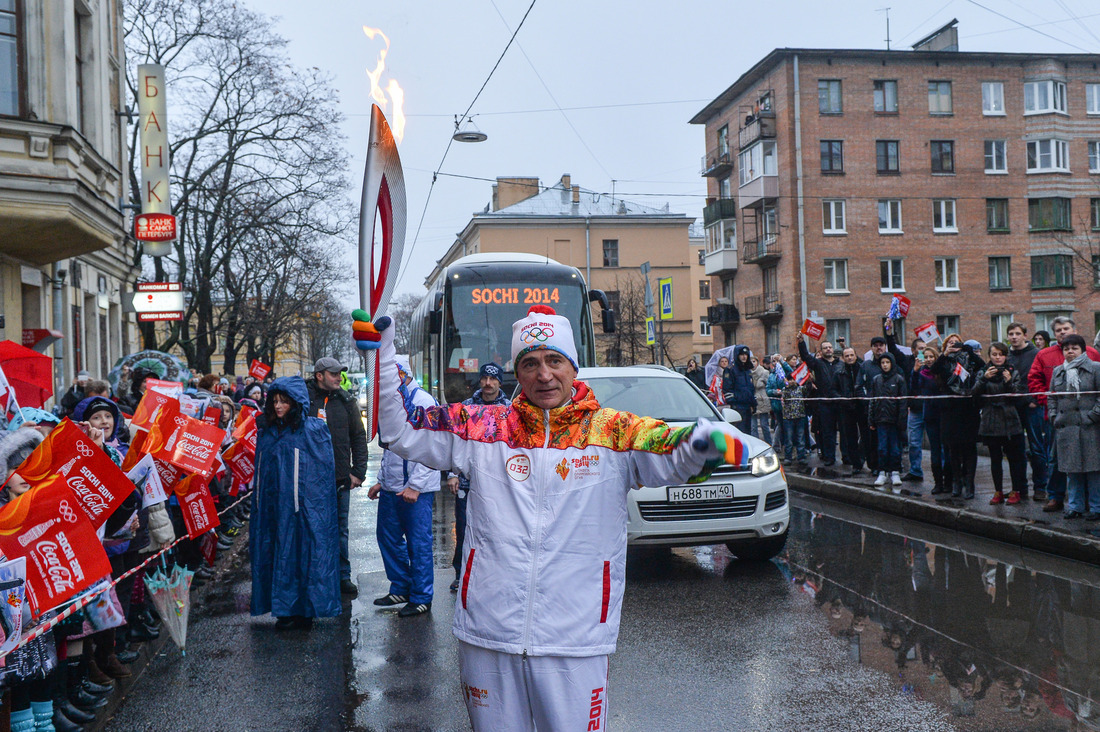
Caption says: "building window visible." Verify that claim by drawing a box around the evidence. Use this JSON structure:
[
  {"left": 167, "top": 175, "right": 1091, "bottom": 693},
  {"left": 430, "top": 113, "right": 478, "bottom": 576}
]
[
  {"left": 1090, "top": 142, "right": 1100, "bottom": 173},
  {"left": 74, "top": 9, "right": 87, "bottom": 133},
  {"left": 873, "top": 80, "right": 898, "bottom": 113},
  {"left": 930, "top": 140, "right": 954, "bottom": 173},
  {"left": 878, "top": 199, "right": 902, "bottom": 233},
  {"left": 936, "top": 315, "right": 960, "bottom": 337},
  {"left": 1089, "top": 83, "right": 1100, "bottom": 115},
  {"left": 984, "top": 140, "right": 1007, "bottom": 173},
  {"left": 880, "top": 259, "right": 905, "bottom": 292},
  {"left": 982, "top": 82, "right": 1005, "bottom": 115},
  {"left": 819, "top": 79, "right": 842, "bottom": 114},
  {"left": 934, "top": 257, "right": 959, "bottom": 291},
  {"left": 988, "top": 256, "right": 1011, "bottom": 290},
  {"left": 1031, "top": 254, "right": 1073, "bottom": 289},
  {"left": 1024, "top": 80, "right": 1067, "bottom": 115},
  {"left": 1028, "top": 198, "right": 1072, "bottom": 231},
  {"left": 602, "top": 239, "right": 619, "bottom": 267},
  {"left": 820, "top": 140, "right": 843, "bottom": 173},
  {"left": 605, "top": 290, "right": 620, "bottom": 315},
  {"left": 991, "top": 314, "right": 1014, "bottom": 344},
  {"left": 876, "top": 140, "right": 899, "bottom": 173},
  {"left": 738, "top": 140, "right": 776, "bottom": 186},
  {"left": 825, "top": 319, "right": 850, "bottom": 346},
  {"left": 987, "top": 198, "right": 1009, "bottom": 232},
  {"left": 717, "top": 125, "right": 729, "bottom": 158},
  {"left": 1093, "top": 199, "right": 1100, "bottom": 230},
  {"left": 822, "top": 200, "right": 846, "bottom": 234},
  {"left": 699, "top": 279, "right": 711, "bottom": 300},
  {"left": 699, "top": 317, "right": 711, "bottom": 337},
  {"left": 1037, "top": 311, "right": 1073, "bottom": 333},
  {"left": 0, "top": 0, "right": 18, "bottom": 116},
  {"left": 824, "top": 259, "right": 848, "bottom": 293},
  {"left": 928, "top": 81, "right": 952, "bottom": 114},
  {"left": 718, "top": 176, "right": 731, "bottom": 198},
  {"left": 1026, "top": 139, "right": 1070, "bottom": 173},
  {"left": 697, "top": 248, "right": 705, "bottom": 266},
  {"left": 1092, "top": 255, "right": 1100, "bottom": 288},
  {"left": 764, "top": 325, "right": 779, "bottom": 355},
  {"left": 932, "top": 199, "right": 957, "bottom": 233}
]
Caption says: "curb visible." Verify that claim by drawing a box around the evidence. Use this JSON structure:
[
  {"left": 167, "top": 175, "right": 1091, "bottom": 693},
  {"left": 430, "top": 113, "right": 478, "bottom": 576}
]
[{"left": 786, "top": 472, "right": 1100, "bottom": 566}]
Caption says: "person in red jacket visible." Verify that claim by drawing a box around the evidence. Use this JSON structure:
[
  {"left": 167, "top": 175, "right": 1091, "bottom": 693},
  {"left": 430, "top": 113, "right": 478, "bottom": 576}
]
[{"left": 1026, "top": 316, "right": 1100, "bottom": 512}]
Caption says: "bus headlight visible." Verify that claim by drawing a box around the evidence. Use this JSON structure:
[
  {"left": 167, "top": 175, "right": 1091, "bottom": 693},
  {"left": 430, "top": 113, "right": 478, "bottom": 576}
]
[{"left": 751, "top": 448, "right": 781, "bottom": 477}]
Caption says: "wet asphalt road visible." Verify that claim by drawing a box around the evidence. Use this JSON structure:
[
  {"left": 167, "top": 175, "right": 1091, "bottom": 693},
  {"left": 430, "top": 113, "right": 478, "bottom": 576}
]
[{"left": 106, "top": 445, "right": 1099, "bottom": 731}]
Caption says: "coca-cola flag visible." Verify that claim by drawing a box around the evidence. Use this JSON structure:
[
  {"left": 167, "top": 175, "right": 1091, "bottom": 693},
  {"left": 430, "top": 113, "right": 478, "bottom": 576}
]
[
  {"left": 222, "top": 441, "right": 255, "bottom": 487},
  {"left": 175, "top": 475, "right": 220, "bottom": 539},
  {"left": 14, "top": 419, "right": 133, "bottom": 529},
  {"left": 130, "top": 388, "right": 176, "bottom": 431},
  {"left": 232, "top": 412, "right": 257, "bottom": 455},
  {"left": 145, "top": 407, "right": 226, "bottom": 478},
  {"left": 119, "top": 429, "right": 148, "bottom": 473},
  {"left": 0, "top": 476, "right": 111, "bottom": 616},
  {"left": 800, "top": 319, "right": 825, "bottom": 340},
  {"left": 201, "top": 406, "right": 221, "bottom": 426},
  {"left": 145, "top": 379, "right": 183, "bottom": 398},
  {"left": 248, "top": 360, "right": 272, "bottom": 380}
]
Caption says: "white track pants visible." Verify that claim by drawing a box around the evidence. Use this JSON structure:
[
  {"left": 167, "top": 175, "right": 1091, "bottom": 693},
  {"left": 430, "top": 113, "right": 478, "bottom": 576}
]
[{"left": 458, "top": 641, "right": 610, "bottom": 731}]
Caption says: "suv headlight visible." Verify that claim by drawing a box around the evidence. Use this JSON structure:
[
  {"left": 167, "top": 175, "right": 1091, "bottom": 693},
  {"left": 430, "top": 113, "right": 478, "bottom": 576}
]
[{"left": 751, "top": 448, "right": 781, "bottom": 476}]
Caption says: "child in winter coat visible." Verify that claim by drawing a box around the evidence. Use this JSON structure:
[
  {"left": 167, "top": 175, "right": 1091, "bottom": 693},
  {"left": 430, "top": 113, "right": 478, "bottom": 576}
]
[
  {"left": 971, "top": 342, "right": 1028, "bottom": 505},
  {"left": 776, "top": 362, "right": 808, "bottom": 465},
  {"left": 869, "top": 352, "right": 908, "bottom": 488}
]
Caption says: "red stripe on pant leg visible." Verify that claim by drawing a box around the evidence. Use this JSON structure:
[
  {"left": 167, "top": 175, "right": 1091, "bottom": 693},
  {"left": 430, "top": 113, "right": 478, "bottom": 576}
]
[
  {"left": 600, "top": 561, "right": 610, "bottom": 623},
  {"left": 461, "top": 548, "right": 475, "bottom": 609}
]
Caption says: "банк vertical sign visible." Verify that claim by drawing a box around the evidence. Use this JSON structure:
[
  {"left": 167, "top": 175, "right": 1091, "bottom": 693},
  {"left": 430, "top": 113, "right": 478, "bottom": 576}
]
[{"left": 137, "top": 64, "right": 172, "bottom": 257}]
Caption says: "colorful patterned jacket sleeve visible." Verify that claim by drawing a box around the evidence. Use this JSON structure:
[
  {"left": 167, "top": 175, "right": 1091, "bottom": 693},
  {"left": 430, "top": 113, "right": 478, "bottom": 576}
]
[{"left": 612, "top": 412, "right": 709, "bottom": 488}]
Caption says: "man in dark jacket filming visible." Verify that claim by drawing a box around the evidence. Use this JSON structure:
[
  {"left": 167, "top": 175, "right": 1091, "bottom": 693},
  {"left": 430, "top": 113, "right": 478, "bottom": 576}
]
[
  {"left": 797, "top": 333, "right": 843, "bottom": 466},
  {"left": 307, "top": 357, "right": 370, "bottom": 597}
]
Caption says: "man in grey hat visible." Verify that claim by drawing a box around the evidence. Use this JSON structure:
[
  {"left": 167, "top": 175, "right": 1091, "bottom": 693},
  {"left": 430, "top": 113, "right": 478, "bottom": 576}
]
[{"left": 307, "top": 356, "right": 370, "bottom": 597}]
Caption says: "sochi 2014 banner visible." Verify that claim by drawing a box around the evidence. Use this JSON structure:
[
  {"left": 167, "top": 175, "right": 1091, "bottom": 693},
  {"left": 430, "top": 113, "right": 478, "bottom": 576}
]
[
  {"left": 144, "top": 403, "right": 226, "bottom": 478},
  {"left": 0, "top": 477, "right": 111, "bottom": 616},
  {"left": 14, "top": 419, "right": 133, "bottom": 529},
  {"left": 174, "top": 475, "right": 219, "bottom": 539},
  {"left": 231, "top": 411, "right": 257, "bottom": 455}
]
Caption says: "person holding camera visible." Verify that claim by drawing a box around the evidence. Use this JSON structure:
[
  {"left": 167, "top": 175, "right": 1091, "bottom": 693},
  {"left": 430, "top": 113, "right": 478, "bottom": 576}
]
[
  {"left": 972, "top": 342, "right": 1027, "bottom": 505},
  {"left": 932, "top": 335, "right": 984, "bottom": 499}
]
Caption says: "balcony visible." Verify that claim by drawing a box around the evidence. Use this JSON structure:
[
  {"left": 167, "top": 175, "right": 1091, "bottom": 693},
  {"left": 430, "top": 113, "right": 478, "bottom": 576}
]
[
  {"left": 738, "top": 112, "right": 776, "bottom": 150},
  {"left": 704, "top": 246, "right": 738, "bottom": 275},
  {"left": 700, "top": 148, "right": 733, "bottom": 178},
  {"left": 742, "top": 237, "right": 781, "bottom": 265},
  {"left": 737, "top": 174, "right": 778, "bottom": 209},
  {"left": 707, "top": 303, "right": 740, "bottom": 326},
  {"left": 743, "top": 292, "right": 783, "bottom": 320},
  {"left": 703, "top": 198, "right": 738, "bottom": 227}
]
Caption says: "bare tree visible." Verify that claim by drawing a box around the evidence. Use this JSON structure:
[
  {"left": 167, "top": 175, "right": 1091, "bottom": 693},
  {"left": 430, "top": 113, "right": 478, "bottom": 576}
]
[
  {"left": 388, "top": 293, "right": 423, "bottom": 355},
  {"left": 598, "top": 274, "right": 676, "bottom": 367}
]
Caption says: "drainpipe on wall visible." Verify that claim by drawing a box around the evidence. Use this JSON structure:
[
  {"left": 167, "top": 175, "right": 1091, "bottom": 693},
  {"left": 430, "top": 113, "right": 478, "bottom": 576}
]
[
  {"left": 585, "top": 217, "right": 591, "bottom": 286},
  {"left": 792, "top": 54, "right": 808, "bottom": 322},
  {"left": 51, "top": 262, "right": 65, "bottom": 404}
]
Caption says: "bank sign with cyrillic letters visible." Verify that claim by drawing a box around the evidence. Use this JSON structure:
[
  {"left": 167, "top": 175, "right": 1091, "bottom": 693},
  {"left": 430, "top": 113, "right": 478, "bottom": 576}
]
[{"left": 137, "top": 64, "right": 174, "bottom": 257}]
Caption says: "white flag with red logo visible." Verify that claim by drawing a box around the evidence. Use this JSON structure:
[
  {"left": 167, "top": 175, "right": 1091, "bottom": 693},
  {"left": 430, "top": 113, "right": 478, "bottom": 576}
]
[
  {"left": 914, "top": 321, "right": 940, "bottom": 344},
  {"left": 953, "top": 362, "right": 970, "bottom": 381},
  {"left": 791, "top": 361, "right": 811, "bottom": 385}
]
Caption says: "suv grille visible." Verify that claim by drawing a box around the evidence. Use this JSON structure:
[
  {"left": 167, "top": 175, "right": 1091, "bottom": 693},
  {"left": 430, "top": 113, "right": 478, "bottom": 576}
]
[
  {"left": 763, "top": 489, "right": 787, "bottom": 512},
  {"left": 637, "top": 496, "right": 758, "bottom": 522}
]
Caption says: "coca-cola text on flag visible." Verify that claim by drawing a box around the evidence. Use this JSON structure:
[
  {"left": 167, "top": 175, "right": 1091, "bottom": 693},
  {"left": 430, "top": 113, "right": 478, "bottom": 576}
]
[
  {"left": 232, "top": 412, "right": 257, "bottom": 455},
  {"left": 145, "top": 406, "right": 226, "bottom": 477},
  {"left": 175, "top": 474, "right": 220, "bottom": 539},
  {"left": 0, "top": 476, "right": 111, "bottom": 617},
  {"left": 800, "top": 319, "right": 825, "bottom": 340},
  {"left": 222, "top": 441, "right": 255, "bottom": 486}
]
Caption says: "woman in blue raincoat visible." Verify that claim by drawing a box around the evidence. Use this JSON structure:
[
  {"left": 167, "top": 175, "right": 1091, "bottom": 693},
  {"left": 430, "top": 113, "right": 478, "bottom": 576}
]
[{"left": 250, "top": 376, "right": 340, "bottom": 630}]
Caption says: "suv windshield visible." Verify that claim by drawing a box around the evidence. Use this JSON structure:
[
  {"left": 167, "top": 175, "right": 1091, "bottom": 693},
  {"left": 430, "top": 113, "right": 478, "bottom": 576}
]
[{"left": 582, "top": 375, "right": 720, "bottom": 423}]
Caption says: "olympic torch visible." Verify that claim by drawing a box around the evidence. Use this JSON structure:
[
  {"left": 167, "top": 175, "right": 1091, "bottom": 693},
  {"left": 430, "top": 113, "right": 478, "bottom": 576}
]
[{"left": 352, "top": 104, "right": 406, "bottom": 439}]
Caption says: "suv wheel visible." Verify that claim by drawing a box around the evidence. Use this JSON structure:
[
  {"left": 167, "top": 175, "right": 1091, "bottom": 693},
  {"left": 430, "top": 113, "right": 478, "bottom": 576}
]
[{"left": 726, "top": 530, "right": 788, "bottom": 561}]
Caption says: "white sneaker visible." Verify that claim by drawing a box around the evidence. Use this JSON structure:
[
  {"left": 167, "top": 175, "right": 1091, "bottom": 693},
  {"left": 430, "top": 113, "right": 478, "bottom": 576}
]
[
  {"left": 890, "top": 471, "right": 902, "bottom": 486},
  {"left": 874, "top": 472, "right": 887, "bottom": 487}
]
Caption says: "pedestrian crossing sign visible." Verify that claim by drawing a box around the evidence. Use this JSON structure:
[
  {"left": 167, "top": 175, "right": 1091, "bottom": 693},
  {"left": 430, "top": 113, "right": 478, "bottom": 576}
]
[
  {"left": 645, "top": 317, "right": 655, "bottom": 345},
  {"left": 658, "top": 278, "right": 673, "bottom": 320}
]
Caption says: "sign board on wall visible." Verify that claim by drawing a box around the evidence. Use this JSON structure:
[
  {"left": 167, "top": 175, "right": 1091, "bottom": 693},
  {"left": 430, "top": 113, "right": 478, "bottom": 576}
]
[{"left": 137, "top": 64, "right": 173, "bottom": 257}]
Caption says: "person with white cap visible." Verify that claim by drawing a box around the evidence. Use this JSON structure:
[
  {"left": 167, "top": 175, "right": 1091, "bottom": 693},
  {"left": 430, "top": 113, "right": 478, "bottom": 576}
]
[
  {"left": 360, "top": 304, "right": 753, "bottom": 730},
  {"left": 367, "top": 355, "right": 440, "bottom": 617}
]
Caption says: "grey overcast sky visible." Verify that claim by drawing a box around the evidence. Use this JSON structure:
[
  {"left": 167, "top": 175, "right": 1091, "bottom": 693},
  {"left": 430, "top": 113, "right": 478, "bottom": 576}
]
[{"left": 259, "top": 0, "right": 1100, "bottom": 301}]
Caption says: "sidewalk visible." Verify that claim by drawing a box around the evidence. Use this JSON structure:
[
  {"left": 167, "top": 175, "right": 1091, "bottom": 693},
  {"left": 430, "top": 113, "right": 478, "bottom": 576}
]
[{"left": 783, "top": 450, "right": 1100, "bottom": 565}]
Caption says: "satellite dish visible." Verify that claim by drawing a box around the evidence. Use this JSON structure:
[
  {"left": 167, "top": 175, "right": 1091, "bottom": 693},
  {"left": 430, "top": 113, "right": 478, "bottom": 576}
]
[{"left": 452, "top": 117, "right": 487, "bottom": 143}]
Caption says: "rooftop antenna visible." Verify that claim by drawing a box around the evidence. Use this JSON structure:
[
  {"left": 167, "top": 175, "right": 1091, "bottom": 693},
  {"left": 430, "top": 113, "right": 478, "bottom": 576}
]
[{"left": 877, "top": 7, "right": 892, "bottom": 50}]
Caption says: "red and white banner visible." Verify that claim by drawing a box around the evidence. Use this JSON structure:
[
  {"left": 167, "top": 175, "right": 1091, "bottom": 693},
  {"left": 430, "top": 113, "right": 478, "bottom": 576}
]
[
  {"left": 124, "top": 453, "right": 168, "bottom": 509},
  {"left": 0, "top": 363, "right": 21, "bottom": 426},
  {"left": 953, "top": 362, "right": 970, "bottom": 381},
  {"left": 914, "top": 321, "right": 940, "bottom": 344},
  {"left": 0, "top": 476, "right": 111, "bottom": 617},
  {"left": 232, "top": 412, "right": 257, "bottom": 455},
  {"left": 248, "top": 360, "right": 272, "bottom": 380},
  {"left": 222, "top": 441, "right": 255, "bottom": 486},
  {"left": 800, "top": 319, "right": 825, "bottom": 340},
  {"left": 175, "top": 475, "right": 219, "bottom": 539},
  {"left": 14, "top": 420, "right": 133, "bottom": 529},
  {"left": 130, "top": 388, "right": 175, "bottom": 431},
  {"left": 145, "top": 406, "right": 226, "bottom": 478},
  {"left": 791, "top": 362, "right": 811, "bottom": 385},
  {"left": 201, "top": 406, "right": 221, "bottom": 426}
]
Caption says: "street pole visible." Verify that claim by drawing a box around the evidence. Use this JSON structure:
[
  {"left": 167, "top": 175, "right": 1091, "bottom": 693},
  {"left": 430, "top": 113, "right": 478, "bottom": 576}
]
[{"left": 640, "top": 261, "right": 655, "bottom": 366}]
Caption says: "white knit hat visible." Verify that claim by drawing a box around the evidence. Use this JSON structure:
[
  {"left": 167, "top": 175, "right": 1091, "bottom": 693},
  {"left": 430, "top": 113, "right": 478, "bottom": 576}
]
[{"left": 511, "top": 305, "right": 578, "bottom": 370}]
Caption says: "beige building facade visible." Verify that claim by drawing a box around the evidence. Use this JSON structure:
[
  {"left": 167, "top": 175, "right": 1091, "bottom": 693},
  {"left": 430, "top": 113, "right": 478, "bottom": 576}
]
[{"left": 428, "top": 175, "right": 713, "bottom": 367}]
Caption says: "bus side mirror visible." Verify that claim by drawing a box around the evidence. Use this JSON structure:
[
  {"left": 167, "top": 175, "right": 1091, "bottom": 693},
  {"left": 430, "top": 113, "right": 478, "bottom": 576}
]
[
  {"left": 428, "top": 311, "right": 442, "bottom": 334},
  {"left": 589, "top": 289, "right": 616, "bottom": 333}
]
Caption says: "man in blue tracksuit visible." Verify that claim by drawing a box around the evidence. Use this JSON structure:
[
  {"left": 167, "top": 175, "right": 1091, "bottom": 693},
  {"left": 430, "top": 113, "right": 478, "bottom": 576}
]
[
  {"left": 444, "top": 362, "right": 509, "bottom": 591},
  {"left": 368, "top": 356, "right": 440, "bottom": 617}
]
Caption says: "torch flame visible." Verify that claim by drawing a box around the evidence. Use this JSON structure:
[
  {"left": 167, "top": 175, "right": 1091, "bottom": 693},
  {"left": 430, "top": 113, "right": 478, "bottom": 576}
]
[{"left": 363, "top": 25, "right": 405, "bottom": 144}]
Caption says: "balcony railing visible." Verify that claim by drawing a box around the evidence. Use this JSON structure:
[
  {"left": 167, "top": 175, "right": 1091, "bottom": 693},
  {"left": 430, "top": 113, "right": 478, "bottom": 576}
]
[
  {"left": 743, "top": 291, "right": 783, "bottom": 320},
  {"left": 707, "top": 303, "right": 740, "bottom": 326},
  {"left": 703, "top": 198, "right": 738, "bottom": 227},
  {"left": 700, "top": 147, "right": 733, "bottom": 178},
  {"left": 742, "top": 237, "right": 781, "bottom": 265},
  {"left": 738, "top": 113, "right": 776, "bottom": 150}
]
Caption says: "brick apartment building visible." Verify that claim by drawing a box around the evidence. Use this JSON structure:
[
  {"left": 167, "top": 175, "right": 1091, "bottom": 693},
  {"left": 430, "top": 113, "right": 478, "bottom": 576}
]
[{"left": 691, "top": 22, "right": 1100, "bottom": 357}]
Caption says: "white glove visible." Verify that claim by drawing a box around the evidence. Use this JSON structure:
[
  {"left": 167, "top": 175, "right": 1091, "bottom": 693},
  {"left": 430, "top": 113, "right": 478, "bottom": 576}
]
[{"left": 141, "top": 502, "right": 176, "bottom": 553}]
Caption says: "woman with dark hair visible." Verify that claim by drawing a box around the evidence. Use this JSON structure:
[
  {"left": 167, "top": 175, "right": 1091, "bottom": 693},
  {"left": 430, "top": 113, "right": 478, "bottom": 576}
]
[
  {"left": 1033, "top": 330, "right": 1051, "bottom": 350},
  {"left": 251, "top": 376, "right": 340, "bottom": 630}
]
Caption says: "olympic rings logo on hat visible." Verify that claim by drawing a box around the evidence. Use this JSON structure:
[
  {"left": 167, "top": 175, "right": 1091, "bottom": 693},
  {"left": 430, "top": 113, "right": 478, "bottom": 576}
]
[{"left": 521, "top": 326, "right": 554, "bottom": 345}]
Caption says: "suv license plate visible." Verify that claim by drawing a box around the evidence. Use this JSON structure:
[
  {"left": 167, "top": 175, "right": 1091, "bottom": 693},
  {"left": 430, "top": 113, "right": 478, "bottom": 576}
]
[{"left": 667, "top": 484, "right": 734, "bottom": 502}]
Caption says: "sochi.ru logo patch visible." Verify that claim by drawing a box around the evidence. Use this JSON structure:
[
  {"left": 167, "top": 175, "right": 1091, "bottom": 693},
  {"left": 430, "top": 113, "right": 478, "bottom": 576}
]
[
  {"left": 505, "top": 455, "right": 531, "bottom": 482},
  {"left": 555, "top": 458, "right": 570, "bottom": 481}
]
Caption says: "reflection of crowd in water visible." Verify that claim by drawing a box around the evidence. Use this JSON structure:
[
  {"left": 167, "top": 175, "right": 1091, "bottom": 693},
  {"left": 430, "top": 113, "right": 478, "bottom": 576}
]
[{"left": 782, "top": 509, "right": 1100, "bottom": 729}]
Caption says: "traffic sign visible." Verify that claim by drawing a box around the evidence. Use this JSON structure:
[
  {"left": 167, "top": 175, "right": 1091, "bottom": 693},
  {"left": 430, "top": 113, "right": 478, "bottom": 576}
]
[
  {"left": 658, "top": 277, "right": 673, "bottom": 321},
  {"left": 645, "top": 317, "right": 655, "bottom": 345}
]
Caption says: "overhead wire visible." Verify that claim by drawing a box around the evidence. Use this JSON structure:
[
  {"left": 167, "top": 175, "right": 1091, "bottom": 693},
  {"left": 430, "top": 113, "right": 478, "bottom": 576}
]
[
  {"left": 347, "top": 98, "right": 712, "bottom": 118},
  {"left": 397, "top": 0, "right": 539, "bottom": 289},
  {"left": 963, "top": 10, "right": 1100, "bottom": 38},
  {"left": 1051, "top": 0, "right": 1100, "bottom": 48},
  {"left": 963, "top": 0, "right": 1094, "bottom": 52}
]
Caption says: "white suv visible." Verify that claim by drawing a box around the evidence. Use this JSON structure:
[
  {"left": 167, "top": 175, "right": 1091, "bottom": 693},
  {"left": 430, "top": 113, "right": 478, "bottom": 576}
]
[{"left": 579, "top": 366, "right": 789, "bottom": 561}]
